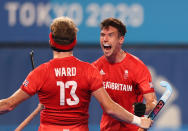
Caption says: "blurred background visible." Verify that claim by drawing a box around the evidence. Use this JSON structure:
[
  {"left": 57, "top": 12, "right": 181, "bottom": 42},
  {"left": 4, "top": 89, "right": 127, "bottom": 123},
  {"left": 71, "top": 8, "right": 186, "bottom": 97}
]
[{"left": 0, "top": 0, "right": 187, "bottom": 131}]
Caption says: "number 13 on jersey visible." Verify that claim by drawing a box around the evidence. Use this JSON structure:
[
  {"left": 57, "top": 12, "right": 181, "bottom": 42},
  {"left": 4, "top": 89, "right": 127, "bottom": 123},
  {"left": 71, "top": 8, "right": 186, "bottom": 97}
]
[{"left": 57, "top": 81, "right": 79, "bottom": 106}]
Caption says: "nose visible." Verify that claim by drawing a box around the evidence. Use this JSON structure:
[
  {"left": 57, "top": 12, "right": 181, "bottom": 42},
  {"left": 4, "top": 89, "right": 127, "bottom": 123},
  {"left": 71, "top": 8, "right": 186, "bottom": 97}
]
[{"left": 103, "top": 35, "right": 108, "bottom": 42}]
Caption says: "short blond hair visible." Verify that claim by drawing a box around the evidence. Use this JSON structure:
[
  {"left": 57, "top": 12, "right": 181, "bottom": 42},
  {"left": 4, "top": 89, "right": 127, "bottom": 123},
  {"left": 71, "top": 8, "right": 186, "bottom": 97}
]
[{"left": 50, "top": 16, "right": 78, "bottom": 45}]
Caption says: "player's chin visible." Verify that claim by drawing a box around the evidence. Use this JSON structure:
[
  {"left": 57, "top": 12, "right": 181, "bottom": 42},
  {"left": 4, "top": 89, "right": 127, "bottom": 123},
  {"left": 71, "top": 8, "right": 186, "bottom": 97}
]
[{"left": 103, "top": 50, "right": 112, "bottom": 57}]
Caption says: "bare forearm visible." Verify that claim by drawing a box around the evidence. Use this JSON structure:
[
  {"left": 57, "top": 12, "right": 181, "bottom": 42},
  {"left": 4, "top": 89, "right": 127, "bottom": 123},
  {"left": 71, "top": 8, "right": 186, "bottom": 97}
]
[
  {"left": 106, "top": 101, "right": 134, "bottom": 123},
  {"left": 93, "top": 88, "right": 135, "bottom": 123},
  {"left": 106, "top": 100, "right": 153, "bottom": 129},
  {"left": 0, "top": 89, "right": 30, "bottom": 115},
  {"left": 145, "top": 100, "right": 157, "bottom": 114},
  {"left": 93, "top": 88, "right": 152, "bottom": 129},
  {"left": 105, "top": 100, "right": 147, "bottom": 127}
]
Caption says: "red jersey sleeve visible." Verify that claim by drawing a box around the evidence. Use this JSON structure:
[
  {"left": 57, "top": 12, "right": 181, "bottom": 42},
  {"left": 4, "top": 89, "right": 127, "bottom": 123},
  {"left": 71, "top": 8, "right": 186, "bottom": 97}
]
[
  {"left": 21, "top": 63, "right": 48, "bottom": 96},
  {"left": 87, "top": 65, "right": 103, "bottom": 92},
  {"left": 135, "top": 64, "right": 154, "bottom": 94}
]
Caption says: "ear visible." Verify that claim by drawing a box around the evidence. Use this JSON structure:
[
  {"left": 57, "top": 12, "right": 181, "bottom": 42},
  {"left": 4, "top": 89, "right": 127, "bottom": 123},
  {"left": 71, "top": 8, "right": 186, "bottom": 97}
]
[{"left": 119, "top": 36, "right": 125, "bottom": 45}]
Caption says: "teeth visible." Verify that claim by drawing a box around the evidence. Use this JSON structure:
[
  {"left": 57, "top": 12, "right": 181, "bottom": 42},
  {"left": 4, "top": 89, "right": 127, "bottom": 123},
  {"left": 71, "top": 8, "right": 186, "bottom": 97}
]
[
  {"left": 103, "top": 43, "right": 111, "bottom": 49},
  {"left": 104, "top": 43, "right": 110, "bottom": 47}
]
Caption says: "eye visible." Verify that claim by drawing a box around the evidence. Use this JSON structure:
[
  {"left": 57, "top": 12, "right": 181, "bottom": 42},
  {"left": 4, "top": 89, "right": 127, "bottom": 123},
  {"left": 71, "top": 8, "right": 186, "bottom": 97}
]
[
  {"left": 100, "top": 33, "right": 105, "bottom": 37},
  {"left": 108, "top": 33, "right": 114, "bottom": 37}
]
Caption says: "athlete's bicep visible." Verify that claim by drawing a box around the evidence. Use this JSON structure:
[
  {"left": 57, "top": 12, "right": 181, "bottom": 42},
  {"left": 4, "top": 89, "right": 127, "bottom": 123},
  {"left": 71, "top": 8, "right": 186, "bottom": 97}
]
[
  {"left": 144, "top": 92, "right": 157, "bottom": 103},
  {"left": 8, "top": 88, "right": 31, "bottom": 108},
  {"left": 143, "top": 92, "right": 157, "bottom": 114}
]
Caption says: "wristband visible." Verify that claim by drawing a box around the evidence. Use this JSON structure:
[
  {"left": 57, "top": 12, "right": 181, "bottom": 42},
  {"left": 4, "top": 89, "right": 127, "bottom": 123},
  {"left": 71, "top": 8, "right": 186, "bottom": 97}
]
[{"left": 132, "top": 115, "right": 141, "bottom": 126}]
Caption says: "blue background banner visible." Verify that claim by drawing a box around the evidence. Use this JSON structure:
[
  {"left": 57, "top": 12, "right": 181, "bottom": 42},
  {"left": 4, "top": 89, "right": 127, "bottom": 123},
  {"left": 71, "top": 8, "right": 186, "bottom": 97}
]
[{"left": 0, "top": 0, "right": 188, "bottom": 44}]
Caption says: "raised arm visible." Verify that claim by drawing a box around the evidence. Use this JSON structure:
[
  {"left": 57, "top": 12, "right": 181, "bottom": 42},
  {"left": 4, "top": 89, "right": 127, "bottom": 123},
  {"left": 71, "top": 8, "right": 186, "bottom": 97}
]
[
  {"left": 92, "top": 87, "right": 152, "bottom": 129},
  {"left": 0, "top": 89, "right": 30, "bottom": 114}
]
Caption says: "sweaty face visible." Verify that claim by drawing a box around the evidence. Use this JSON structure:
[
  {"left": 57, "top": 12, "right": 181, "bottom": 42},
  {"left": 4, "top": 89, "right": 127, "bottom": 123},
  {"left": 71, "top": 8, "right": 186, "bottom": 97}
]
[{"left": 100, "top": 26, "right": 123, "bottom": 58}]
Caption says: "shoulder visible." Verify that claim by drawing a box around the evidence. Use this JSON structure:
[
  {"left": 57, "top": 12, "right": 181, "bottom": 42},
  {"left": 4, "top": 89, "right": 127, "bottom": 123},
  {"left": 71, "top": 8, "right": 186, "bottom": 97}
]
[
  {"left": 76, "top": 59, "right": 101, "bottom": 80},
  {"left": 35, "top": 62, "right": 49, "bottom": 71},
  {"left": 29, "top": 62, "right": 50, "bottom": 77},
  {"left": 126, "top": 53, "right": 150, "bottom": 74},
  {"left": 71, "top": 57, "right": 99, "bottom": 72},
  {"left": 76, "top": 57, "right": 94, "bottom": 68},
  {"left": 127, "top": 53, "right": 147, "bottom": 68},
  {"left": 92, "top": 56, "right": 106, "bottom": 67}
]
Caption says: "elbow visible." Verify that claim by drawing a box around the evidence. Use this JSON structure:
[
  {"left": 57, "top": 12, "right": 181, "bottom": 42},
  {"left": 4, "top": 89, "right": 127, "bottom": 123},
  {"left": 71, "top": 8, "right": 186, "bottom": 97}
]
[
  {"left": 103, "top": 103, "right": 117, "bottom": 117},
  {"left": 104, "top": 108, "right": 114, "bottom": 116},
  {"left": 102, "top": 99, "right": 121, "bottom": 117},
  {"left": 105, "top": 109, "right": 118, "bottom": 119}
]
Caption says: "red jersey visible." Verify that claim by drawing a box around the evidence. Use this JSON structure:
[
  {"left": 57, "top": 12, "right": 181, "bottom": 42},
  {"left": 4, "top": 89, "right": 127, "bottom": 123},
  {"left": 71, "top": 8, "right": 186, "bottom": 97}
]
[
  {"left": 93, "top": 52, "right": 154, "bottom": 131},
  {"left": 21, "top": 56, "right": 103, "bottom": 131}
]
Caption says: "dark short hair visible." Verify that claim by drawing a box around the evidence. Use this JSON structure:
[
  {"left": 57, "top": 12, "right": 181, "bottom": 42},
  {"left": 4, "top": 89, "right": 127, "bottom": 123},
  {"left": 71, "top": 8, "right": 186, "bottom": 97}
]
[{"left": 100, "top": 17, "right": 127, "bottom": 37}]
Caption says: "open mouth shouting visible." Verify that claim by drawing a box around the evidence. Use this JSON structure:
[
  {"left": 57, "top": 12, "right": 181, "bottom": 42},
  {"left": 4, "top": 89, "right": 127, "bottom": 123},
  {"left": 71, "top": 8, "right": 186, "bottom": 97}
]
[{"left": 103, "top": 43, "right": 112, "bottom": 50}]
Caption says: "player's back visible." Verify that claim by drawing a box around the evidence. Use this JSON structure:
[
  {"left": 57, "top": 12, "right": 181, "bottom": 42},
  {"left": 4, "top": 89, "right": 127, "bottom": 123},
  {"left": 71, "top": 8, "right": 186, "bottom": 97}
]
[
  {"left": 21, "top": 56, "right": 102, "bottom": 130},
  {"left": 38, "top": 56, "right": 102, "bottom": 126}
]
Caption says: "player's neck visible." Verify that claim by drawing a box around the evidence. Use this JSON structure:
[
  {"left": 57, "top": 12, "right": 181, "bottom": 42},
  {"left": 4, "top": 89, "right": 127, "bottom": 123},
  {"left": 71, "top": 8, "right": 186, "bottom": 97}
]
[
  {"left": 107, "top": 49, "right": 126, "bottom": 63},
  {"left": 53, "top": 51, "right": 73, "bottom": 58}
]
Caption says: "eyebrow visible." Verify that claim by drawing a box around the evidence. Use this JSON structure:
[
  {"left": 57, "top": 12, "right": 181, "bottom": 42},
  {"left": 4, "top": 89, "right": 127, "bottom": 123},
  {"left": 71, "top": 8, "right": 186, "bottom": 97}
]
[{"left": 100, "top": 31, "right": 116, "bottom": 35}]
